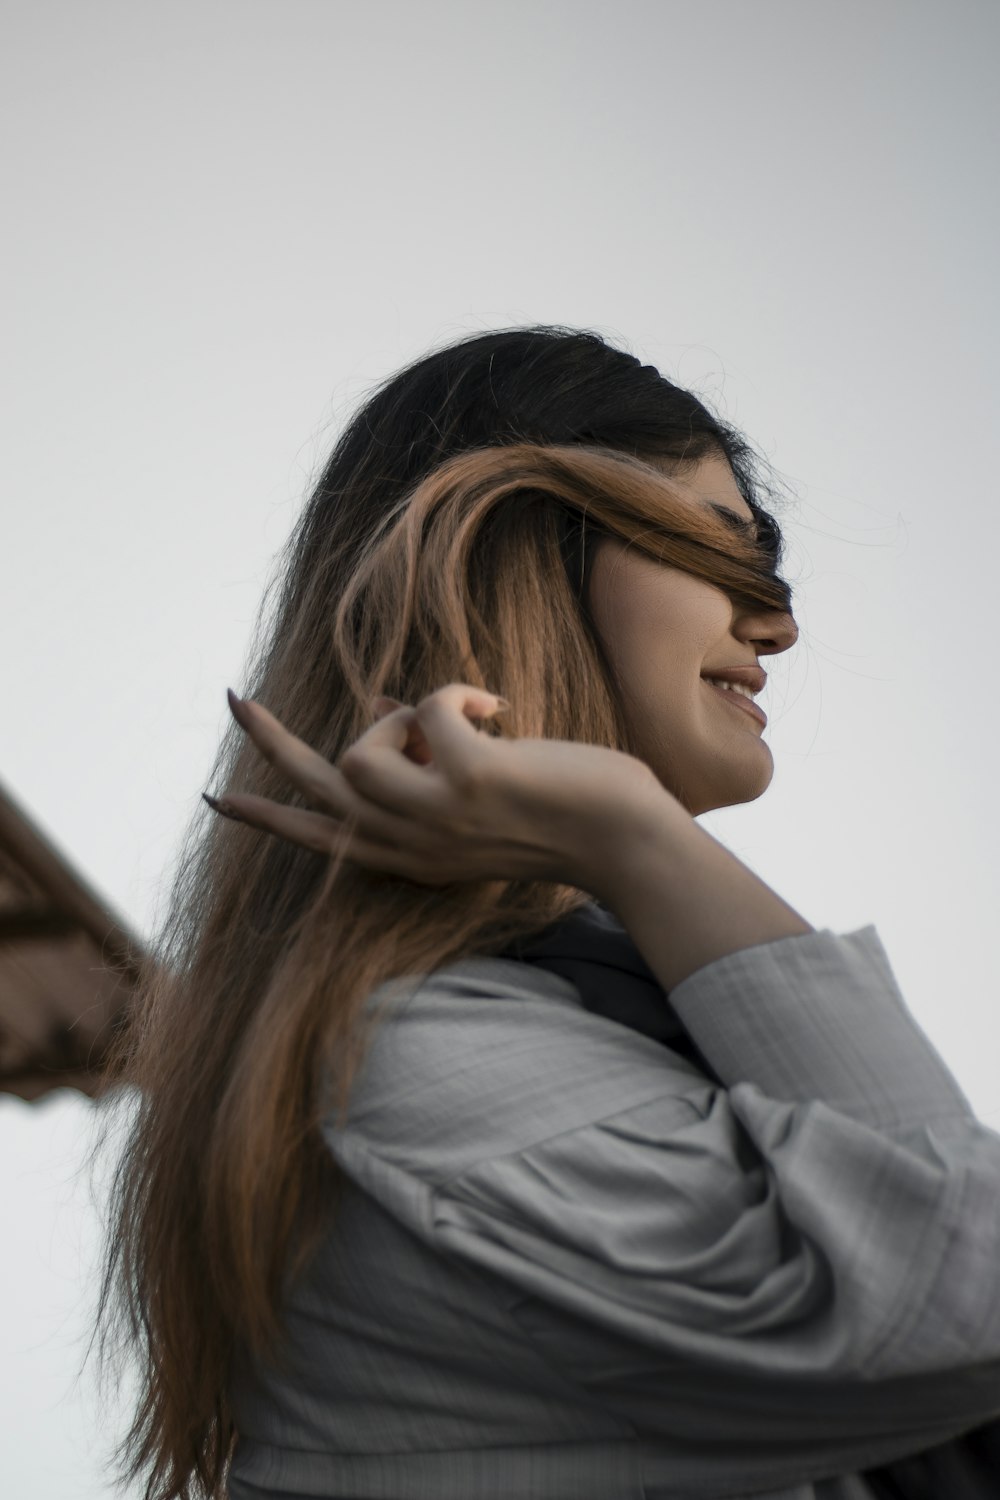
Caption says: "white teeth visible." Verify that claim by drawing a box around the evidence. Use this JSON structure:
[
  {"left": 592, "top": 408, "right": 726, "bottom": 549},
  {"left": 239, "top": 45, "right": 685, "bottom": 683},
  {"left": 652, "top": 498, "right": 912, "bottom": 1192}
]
[{"left": 706, "top": 678, "right": 755, "bottom": 700}]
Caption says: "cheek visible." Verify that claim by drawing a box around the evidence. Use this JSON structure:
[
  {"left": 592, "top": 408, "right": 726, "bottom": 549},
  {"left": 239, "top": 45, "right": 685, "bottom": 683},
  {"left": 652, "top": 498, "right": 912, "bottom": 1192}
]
[{"left": 588, "top": 555, "right": 731, "bottom": 688}]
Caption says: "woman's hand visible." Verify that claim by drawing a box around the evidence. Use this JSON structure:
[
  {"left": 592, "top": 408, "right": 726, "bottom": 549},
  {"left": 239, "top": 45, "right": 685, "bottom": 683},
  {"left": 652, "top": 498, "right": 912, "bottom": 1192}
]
[{"left": 203, "top": 682, "right": 664, "bottom": 892}]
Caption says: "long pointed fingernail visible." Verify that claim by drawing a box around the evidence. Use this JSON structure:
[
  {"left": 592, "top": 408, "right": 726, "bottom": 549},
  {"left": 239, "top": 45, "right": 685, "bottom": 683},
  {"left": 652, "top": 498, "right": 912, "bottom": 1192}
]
[
  {"left": 202, "top": 792, "right": 245, "bottom": 823},
  {"left": 227, "top": 687, "right": 254, "bottom": 731}
]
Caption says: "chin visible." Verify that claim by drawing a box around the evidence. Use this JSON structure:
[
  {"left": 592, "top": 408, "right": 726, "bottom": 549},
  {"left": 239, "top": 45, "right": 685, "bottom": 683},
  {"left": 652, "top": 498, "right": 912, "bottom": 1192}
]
[
  {"left": 693, "top": 785, "right": 770, "bottom": 816},
  {"left": 664, "top": 756, "right": 774, "bottom": 817},
  {"left": 701, "top": 766, "right": 774, "bottom": 815}
]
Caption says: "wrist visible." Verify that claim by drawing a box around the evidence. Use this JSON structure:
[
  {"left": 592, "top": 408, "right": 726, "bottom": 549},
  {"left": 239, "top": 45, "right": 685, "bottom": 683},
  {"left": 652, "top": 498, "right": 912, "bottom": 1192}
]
[
  {"left": 583, "top": 784, "right": 814, "bottom": 994},
  {"left": 570, "top": 774, "right": 692, "bottom": 904}
]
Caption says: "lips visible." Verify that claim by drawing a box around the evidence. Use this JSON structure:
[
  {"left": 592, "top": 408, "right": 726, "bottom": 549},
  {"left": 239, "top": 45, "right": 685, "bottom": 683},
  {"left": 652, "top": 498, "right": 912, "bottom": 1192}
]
[
  {"left": 700, "top": 665, "right": 767, "bottom": 694},
  {"left": 703, "top": 677, "right": 768, "bottom": 728}
]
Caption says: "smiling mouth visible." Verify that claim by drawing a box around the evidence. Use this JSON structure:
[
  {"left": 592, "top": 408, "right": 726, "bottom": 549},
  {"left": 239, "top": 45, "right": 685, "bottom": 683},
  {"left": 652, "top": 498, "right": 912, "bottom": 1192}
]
[{"left": 703, "top": 678, "right": 768, "bottom": 729}]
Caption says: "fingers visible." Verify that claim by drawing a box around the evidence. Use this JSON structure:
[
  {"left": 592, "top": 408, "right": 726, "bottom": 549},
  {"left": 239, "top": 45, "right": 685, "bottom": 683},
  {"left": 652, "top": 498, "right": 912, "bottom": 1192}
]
[
  {"left": 217, "top": 686, "right": 506, "bottom": 838},
  {"left": 342, "top": 684, "right": 504, "bottom": 811},
  {"left": 230, "top": 697, "right": 356, "bottom": 814},
  {"left": 224, "top": 692, "right": 435, "bottom": 832},
  {"left": 211, "top": 790, "right": 422, "bottom": 880},
  {"left": 405, "top": 683, "right": 507, "bottom": 781},
  {"left": 370, "top": 696, "right": 434, "bottom": 766},
  {"left": 206, "top": 793, "right": 344, "bottom": 853}
]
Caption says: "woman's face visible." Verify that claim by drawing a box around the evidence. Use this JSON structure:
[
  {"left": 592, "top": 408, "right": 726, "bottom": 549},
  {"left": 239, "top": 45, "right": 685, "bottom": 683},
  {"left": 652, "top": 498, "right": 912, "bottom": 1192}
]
[{"left": 586, "top": 451, "right": 798, "bottom": 817}]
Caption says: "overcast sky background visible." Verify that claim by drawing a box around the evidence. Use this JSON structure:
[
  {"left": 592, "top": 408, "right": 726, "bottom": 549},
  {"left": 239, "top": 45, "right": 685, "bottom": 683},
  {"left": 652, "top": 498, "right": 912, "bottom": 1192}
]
[{"left": 2, "top": 2, "right": 998, "bottom": 1494}]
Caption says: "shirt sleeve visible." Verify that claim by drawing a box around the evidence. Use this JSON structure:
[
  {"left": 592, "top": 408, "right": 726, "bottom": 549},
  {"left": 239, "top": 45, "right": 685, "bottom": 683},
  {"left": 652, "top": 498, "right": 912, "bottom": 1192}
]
[{"left": 429, "top": 925, "right": 1000, "bottom": 1495}]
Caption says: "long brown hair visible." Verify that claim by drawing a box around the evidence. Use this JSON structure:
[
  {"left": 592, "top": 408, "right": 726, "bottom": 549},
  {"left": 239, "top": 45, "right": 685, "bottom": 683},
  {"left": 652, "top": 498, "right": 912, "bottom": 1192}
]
[{"left": 86, "top": 325, "right": 797, "bottom": 1499}]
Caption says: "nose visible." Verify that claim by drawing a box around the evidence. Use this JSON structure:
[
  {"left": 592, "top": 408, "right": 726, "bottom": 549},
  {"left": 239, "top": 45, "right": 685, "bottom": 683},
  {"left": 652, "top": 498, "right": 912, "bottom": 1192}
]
[{"left": 739, "top": 607, "right": 799, "bottom": 656}]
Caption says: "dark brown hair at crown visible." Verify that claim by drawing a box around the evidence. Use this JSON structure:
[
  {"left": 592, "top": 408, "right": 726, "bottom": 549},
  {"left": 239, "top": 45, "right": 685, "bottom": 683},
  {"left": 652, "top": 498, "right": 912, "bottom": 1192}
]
[{"left": 84, "top": 325, "right": 798, "bottom": 1500}]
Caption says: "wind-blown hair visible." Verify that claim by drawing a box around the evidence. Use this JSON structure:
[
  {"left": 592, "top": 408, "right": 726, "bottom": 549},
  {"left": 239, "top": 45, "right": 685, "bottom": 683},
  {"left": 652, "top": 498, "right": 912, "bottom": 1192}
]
[{"left": 88, "top": 325, "right": 798, "bottom": 1499}]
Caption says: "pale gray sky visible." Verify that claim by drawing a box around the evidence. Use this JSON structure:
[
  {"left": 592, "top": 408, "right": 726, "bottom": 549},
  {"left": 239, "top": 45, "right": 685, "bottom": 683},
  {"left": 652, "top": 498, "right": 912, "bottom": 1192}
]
[{"left": 2, "top": 1, "right": 998, "bottom": 1493}]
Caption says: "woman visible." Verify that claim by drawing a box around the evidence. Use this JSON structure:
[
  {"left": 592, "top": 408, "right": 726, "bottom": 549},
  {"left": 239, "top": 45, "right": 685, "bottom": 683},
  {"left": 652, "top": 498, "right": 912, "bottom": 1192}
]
[{"left": 91, "top": 326, "right": 1000, "bottom": 1499}]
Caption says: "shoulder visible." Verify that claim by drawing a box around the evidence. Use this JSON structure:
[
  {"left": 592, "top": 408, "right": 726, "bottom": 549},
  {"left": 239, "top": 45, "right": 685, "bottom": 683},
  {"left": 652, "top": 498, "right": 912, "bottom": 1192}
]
[{"left": 328, "top": 954, "right": 708, "bottom": 1188}]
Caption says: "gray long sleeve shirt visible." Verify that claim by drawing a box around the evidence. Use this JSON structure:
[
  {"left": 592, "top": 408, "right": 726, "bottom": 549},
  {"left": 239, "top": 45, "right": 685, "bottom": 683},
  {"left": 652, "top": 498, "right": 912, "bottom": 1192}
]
[{"left": 227, "top": 911, "right": 1000, "bottom": 1499}]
